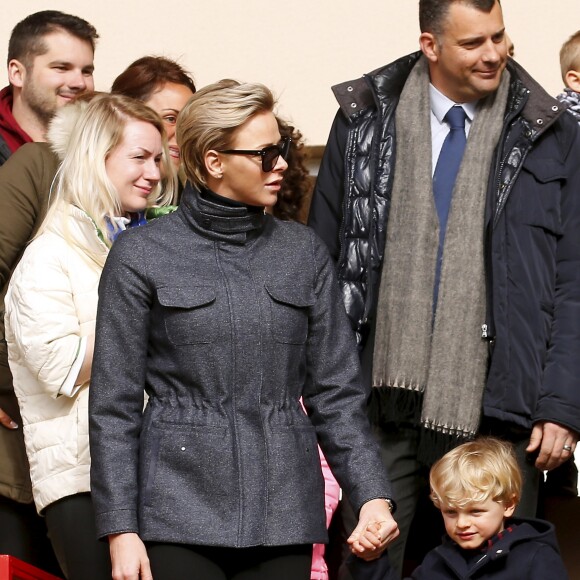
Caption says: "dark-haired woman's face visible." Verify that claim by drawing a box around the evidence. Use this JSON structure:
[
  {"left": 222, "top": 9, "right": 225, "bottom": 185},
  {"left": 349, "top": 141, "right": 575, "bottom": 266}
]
[{"left": 146, "top": 82, "right": 194, "bottom": 168}]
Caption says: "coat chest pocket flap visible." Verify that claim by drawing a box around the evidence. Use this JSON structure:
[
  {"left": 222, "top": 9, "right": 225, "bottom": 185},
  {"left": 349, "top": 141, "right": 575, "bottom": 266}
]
[
  {"left": 520, "top": 158, "right": 565, "bottom": 235},
  {"left": 265, "top": 284, "right": 315, "bottom": 344},
  {"left": 157, "top": 286, "right": 218, "bottom": 345}
]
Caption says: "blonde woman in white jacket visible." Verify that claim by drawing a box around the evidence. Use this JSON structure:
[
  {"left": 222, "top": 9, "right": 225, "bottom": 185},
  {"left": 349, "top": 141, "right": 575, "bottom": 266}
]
[{"left": 4, "top": 93, "right": 174, "bottom": 580}]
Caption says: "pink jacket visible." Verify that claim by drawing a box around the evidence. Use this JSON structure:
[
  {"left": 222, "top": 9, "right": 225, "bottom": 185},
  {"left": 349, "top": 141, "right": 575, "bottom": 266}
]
[
  {"left": 311, "top": 447, "right": 340, "bottom": 579},
  {"left": 300, "top": 398, "right": 340, "bottom": 580}
]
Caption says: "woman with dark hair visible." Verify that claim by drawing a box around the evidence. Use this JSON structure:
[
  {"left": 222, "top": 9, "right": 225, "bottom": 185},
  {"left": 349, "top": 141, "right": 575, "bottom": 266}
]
[
  {"left": 89, "top": 80, "right": 399, "bottom": 580},
  {"left": 111, "top": 56, "right": 196, "bottom": 172},
  {"left": 272, "top": 118, "right": 311, "bottom": 223}
]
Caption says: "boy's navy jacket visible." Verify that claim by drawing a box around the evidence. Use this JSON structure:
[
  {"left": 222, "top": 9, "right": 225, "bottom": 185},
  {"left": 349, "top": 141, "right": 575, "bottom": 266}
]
[
  {"left": 345, "top": 518, "right": 568, "bottom": 580},
  {"left": 345, "top": 551, "right": 397, "bottom": 580}
]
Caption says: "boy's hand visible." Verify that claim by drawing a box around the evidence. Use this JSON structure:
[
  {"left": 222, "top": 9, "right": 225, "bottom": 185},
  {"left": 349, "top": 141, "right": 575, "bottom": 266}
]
[{"left": 347, "top": 498, "right": 399, "bottom": 561}]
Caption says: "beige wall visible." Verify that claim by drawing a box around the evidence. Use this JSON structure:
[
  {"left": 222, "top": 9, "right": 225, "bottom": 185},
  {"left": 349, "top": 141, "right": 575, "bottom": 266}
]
[{"left": 1, "top": 1, "right": 579, "bottom": 145}]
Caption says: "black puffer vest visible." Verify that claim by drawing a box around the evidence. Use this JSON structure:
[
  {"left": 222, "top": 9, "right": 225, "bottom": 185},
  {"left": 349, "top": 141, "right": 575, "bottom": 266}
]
[{"left": 332, "top": 52, "right": 559, "bottom": 349}]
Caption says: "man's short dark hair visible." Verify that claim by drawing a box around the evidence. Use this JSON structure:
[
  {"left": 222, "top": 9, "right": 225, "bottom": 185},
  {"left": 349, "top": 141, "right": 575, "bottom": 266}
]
[
  {"left": 419, "top": 0, "right": 498, "bottom": 36},
  {"left": 7, "top": 10, "right": 99, "bottom": 67}
]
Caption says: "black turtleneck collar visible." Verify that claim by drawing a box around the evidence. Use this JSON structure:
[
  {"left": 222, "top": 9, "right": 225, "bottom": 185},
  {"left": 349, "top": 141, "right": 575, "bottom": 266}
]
[
  {"left": 178, "top": 183, "right": 267, "bottom": 244},
  {"left": 200, "top": 187, "right": 264, "bottom": 214}
]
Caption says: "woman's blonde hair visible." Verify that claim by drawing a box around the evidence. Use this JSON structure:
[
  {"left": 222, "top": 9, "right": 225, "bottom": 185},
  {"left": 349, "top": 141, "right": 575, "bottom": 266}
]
[
  {"left": 176, "top": 79, "right": 275, "bottom": 190},
  {"left": 39, "top": 93, "right": 175, "bottom": 265},
  {"left": 429, "top": 437, "right": 522, "bottom": 509}
]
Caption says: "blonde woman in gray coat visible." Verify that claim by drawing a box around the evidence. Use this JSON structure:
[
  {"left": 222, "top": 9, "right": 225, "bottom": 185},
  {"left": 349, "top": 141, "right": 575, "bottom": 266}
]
[{"left": 89, "top": 80, "right": 399, "bottom": 580}]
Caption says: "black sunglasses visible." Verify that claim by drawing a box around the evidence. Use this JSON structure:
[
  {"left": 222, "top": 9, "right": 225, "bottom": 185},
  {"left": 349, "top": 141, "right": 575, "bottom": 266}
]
[{"left": 218, "top": 137, "right": 291, "bottom": 173}]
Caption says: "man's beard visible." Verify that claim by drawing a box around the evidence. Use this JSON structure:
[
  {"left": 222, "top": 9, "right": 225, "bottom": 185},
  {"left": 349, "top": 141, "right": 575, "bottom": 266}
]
[{"left": 21, "top": 78, "right": 58, "bottom": 127}]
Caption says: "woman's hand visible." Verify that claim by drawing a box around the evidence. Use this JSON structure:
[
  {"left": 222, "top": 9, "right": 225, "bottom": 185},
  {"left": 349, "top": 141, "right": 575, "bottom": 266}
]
[
  {"left": 109, "top": 533, "right": 152, "bottom": 580},
  {"left": 75, "top": 333, "right": 95, "bottom": 387},
  {"left": 347, "top": 498, "right": 399, "bottom": 561},
  {"left": 0, "top": 406, "right": 18, "bottom": 429}
]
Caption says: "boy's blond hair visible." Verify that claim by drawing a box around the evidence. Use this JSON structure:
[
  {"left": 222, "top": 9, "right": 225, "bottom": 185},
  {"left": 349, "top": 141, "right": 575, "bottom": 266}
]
[
  {"left": 560, "top": 30, "right": 580, "bottom": 83},
  {"left": 429, "top": 437, "right": 522, "bottom": 509}
]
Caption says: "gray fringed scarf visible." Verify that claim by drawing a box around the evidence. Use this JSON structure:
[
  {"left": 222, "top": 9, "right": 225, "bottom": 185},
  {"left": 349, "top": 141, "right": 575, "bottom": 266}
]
[{"left": 372, "top": 56, "right": 509, "bottom": 461}]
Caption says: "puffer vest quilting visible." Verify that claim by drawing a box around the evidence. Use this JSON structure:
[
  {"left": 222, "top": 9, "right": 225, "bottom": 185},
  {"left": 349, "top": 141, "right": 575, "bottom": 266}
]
[{"left": 333, "top": 54, "right": 556, "bottom": 348}]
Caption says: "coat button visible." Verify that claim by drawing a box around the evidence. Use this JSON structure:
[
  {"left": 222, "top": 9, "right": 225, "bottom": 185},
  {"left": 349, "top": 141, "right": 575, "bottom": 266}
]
[{"left": 181, "top": 447, "right": 186, "bottom": 451}]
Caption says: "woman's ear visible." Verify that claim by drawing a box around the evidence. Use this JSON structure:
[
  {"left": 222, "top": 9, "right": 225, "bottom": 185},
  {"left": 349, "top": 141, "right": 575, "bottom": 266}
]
[{"left": 205, "top": 150, "right": 223, "bottom": 179}]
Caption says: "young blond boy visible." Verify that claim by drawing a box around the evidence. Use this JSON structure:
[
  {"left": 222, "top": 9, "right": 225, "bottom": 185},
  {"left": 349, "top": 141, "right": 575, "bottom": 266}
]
[
  {"left": 404, "top": 438, "right": 568, "bottom": 579},
  {"left": 558, "top": 30, "right": 580, "bottom": 122},
  {"left": 344, "top": 439, "right": 568, "bottom": 579}
]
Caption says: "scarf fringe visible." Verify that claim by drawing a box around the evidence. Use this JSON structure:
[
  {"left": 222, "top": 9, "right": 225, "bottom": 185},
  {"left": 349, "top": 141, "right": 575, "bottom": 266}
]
[
  {"left": 370, "top": 388, "right": 477, "bottom": 466},
  {"left": 373, "top": 377, "right": 424, "bottom": 392},
  {"left": 417, "top": 422, "right": 476, "bottom": 466},
  {"left": 421, "top": 418, "right": 476, "bottom": 439},
  {"left": 369, "top": 386, "right": 423, "bottom": 427}
]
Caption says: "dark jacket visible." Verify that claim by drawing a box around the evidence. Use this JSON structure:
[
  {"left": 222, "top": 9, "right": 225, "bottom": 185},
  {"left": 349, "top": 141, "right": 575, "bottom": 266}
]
[
  {"left": 308, "top": 53, "right": 580, "bottom": 434},
  {"left": 0, "top": 140, "right": 57, "bottom": 504},
  {"left": 89, "top": 186, "right": 392, "bottom": 547},
  {"left": 409, "top": 518, "right": 568, "bottom": 579},
  {"left": 0, "top": 143, "right": 58, "bottom": 289},
  {"left": 344, "top": 518, "right": 567, "bottom": 580}
]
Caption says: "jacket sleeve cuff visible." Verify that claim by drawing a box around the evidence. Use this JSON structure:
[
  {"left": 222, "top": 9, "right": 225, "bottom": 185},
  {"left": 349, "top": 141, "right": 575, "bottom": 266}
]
[
  {"left": 347, "top": 478, "right": 394, "bottom": 516},
  {"left": 58, "top": 336, "right": 86, "bottom": 397},
  {"left": 94, "top": 508, "right": 139, "bottom": 540}
]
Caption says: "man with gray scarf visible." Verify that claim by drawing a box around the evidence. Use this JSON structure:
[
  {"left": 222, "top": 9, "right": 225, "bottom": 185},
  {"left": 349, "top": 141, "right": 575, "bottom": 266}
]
[{"left": 309, "top": 0, "right": 580, "bottom": 576}]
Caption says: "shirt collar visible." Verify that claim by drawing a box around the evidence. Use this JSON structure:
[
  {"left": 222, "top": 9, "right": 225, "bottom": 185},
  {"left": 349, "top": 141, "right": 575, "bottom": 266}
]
[{"left": 429, "top": 83, "right": 478, "bottom": 124}]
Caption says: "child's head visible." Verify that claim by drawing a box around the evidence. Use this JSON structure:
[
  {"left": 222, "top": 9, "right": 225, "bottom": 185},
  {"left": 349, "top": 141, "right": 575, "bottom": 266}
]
[
  {"left": 429, "top": 438, "right": 521, "bottom": 550},
  {"left": 560, "top": 30, "right": 580, "bottom": 92}
]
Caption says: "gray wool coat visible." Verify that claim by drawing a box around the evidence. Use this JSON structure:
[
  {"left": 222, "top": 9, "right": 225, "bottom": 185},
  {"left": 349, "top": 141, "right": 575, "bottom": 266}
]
[{"left": 89, "top": 186, "right": 392, "bottom": 548}]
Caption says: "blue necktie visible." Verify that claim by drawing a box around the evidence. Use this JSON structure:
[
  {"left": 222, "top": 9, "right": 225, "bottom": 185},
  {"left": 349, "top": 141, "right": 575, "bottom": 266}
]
[{"left": 432, "top": 105, "right": 467, "bottom": 309}]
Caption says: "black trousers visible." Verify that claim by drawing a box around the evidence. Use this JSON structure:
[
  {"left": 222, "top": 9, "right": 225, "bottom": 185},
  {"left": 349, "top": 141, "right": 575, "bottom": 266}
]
[
  {"left": 0, "top": 496, "right": 62, "bottom": 576},
  {"left": 44, "top": 492, "right": 111, "bottom": 580},
  {"left": 147, "top": 542, "right": 312, "bottom": 580}
]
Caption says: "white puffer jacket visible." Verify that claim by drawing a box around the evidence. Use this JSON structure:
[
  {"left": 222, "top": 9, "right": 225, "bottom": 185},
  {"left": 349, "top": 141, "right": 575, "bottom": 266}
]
[{"left": 4, "top": 203, "right": 107, "bottom": 513}]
